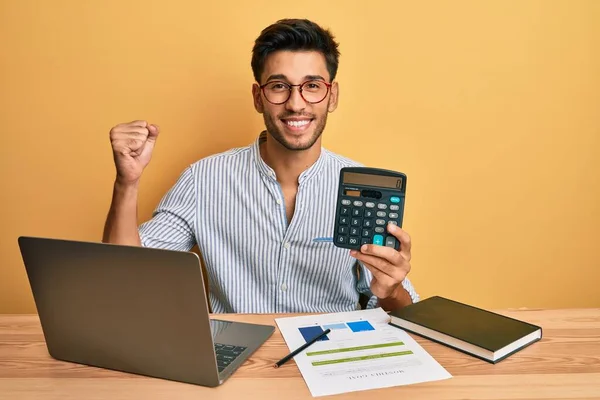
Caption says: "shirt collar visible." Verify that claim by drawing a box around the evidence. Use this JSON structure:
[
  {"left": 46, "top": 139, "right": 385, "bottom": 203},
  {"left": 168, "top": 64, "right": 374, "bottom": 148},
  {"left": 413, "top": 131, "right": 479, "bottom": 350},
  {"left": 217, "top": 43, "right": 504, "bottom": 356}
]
[{"left": 251, "top": 131, "right": 326, "bottom": 185}]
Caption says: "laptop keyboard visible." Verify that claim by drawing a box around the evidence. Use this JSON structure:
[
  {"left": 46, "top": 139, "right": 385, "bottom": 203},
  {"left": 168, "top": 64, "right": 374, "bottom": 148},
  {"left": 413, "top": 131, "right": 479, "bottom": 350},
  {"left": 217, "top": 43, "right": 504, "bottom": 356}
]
[{"left": 214, "top": 343, "right": 247, "bottom": 372}]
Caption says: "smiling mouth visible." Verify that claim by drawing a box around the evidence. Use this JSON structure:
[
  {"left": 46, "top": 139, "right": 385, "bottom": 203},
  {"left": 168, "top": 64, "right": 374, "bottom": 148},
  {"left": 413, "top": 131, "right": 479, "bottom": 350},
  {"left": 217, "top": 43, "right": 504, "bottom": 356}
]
[
  {"left": 284, "top": 119, "right": 310, "bottom": 127},
  {"left": 281, "top": 118, "right": 313, "bottom": 131}
]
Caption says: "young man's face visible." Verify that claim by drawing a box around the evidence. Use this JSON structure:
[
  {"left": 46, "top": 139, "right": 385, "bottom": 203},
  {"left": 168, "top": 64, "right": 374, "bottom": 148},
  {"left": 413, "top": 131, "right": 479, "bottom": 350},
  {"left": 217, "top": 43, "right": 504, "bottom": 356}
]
[{"left": 253, "top": 51, "right": 339, "bottom": 151}]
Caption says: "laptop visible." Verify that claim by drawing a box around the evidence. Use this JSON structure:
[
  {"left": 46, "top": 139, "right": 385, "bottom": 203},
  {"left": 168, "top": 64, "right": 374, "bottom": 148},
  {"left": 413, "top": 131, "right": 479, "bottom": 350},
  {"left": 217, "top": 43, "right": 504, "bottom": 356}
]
[{"left": 17, "top": 236, "right": 275, "bottom": 387}]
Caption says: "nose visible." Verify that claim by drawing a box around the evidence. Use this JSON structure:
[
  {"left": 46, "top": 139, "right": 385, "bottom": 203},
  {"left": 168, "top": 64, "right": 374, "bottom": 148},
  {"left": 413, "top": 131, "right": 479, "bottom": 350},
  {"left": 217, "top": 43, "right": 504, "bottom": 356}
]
[{"left": 285, "top": 86, "right": 307, "bottom": 113}]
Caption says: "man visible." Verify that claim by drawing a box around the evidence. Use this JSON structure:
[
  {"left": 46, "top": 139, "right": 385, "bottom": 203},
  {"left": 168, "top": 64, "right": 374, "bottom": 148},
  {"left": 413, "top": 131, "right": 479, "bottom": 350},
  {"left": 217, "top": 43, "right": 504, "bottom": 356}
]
[{"left": 103, "top": 18, "right": 419, "bottom": 313}]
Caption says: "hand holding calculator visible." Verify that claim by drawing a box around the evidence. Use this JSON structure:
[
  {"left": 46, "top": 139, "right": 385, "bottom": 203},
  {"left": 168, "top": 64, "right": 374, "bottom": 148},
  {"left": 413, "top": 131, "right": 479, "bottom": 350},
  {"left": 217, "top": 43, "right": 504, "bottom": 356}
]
[{"left": 333, "top": 167, "right": 406, "bottom": 251}]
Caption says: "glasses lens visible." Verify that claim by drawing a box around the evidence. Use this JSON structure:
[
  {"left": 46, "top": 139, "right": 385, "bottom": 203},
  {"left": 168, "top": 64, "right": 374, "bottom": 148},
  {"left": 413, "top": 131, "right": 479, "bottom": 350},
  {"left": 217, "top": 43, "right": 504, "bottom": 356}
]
[
  {"left": 301, "top": 80, "right": 328, "bottom": 103},
  {"left": 263, "top": 81, "right": 290, "bottom": 104}
]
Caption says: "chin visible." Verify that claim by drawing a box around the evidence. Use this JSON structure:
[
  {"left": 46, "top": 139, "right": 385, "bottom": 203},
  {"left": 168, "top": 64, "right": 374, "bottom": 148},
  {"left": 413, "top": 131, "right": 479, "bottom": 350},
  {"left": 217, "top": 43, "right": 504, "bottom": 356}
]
[
  {"left": 277, "top": 134, "right": 318, "bottom": 151},
  {"left": 264, "top": 115, "right": 324, "bottom": 151},
  {"left": 284, "top": 142, "right": 315, "bottom": 151}
]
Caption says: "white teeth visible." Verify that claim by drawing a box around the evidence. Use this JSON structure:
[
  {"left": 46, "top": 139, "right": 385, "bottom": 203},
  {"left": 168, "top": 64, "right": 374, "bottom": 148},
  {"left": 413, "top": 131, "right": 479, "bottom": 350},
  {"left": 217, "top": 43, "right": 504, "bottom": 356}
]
[{"left": 285, "top": 120, "right": 310, "bottom": 127}]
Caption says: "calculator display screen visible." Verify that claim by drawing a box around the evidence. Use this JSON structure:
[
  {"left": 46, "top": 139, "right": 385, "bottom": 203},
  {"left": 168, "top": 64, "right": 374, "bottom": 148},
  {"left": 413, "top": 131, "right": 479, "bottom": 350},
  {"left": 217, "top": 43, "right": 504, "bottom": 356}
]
[{"left": 343, "top": 172, "right": 403, "bottom": 189}]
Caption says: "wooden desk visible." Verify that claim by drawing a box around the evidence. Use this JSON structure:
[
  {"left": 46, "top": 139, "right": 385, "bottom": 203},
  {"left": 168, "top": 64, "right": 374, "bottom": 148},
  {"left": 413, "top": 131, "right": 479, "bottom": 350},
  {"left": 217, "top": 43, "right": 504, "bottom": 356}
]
[{"left": 1, "top": 309, "right": 599, "bottom": 399}]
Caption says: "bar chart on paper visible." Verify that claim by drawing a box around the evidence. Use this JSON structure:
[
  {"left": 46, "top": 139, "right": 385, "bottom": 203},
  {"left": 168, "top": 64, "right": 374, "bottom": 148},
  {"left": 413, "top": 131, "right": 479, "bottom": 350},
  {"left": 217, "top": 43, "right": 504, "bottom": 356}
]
[
  {"left": 276, "top": 308, "right": 451, "bottom": 397},
  {"left": 298, "top": 320, "right": 376, "bottom": 342}
]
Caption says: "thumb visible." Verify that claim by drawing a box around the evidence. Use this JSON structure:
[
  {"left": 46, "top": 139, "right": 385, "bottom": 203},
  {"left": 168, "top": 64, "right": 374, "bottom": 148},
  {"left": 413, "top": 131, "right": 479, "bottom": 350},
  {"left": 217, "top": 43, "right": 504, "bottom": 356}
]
[
  {"left": 138, "top": 124, "right": 159, "bottom": 160},
  {"left": 147, "top": 124, "right": 160, "bottom": 142}
]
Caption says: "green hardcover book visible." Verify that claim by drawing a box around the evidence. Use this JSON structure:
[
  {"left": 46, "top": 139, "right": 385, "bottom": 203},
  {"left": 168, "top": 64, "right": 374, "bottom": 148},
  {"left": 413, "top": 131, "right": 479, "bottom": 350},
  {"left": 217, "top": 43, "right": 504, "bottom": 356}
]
[{"left": 389, "top": 296, "right": 542, "bottom": 363}]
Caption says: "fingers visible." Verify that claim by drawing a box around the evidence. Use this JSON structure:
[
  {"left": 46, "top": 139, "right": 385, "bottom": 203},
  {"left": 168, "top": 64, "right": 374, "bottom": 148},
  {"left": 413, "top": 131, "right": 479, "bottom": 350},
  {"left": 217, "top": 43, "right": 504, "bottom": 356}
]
[
  {"left": 126, "top": 120, "right": 147, "bottom": 128},
  {"left": 387, "top": 224, "right": 411, "bottom": 261},
  {"left": 111, "top": 127, "right": 149, "bottom": 140},
  {"left": 354, "top": 242, "right": 406, "bottom": 268},
  {"left": 109, "top": 120, "right": 159, "bottom": 151},
  {"left": 110, "top": 130, "right": 148, "bottom": 155},
  {"left": 360, "top": 261, "right": 404, "bottom": 299},
  {"left": 352, "top": 251, "right": 405, "bottom": 281},
  {"left": 350, "top": 228, "right": 412, "bottom": 282},
  {"left": 110, "top": 121, "right": 150, "bottom": 135},
  {"left": 388, "top": 224, "right": 411, "bottom": 252},
  {"left": 110, "top": 121, "right": 158, "bottom": 135},
  {"left": 362, "top": 262, "right": 396, "bottom": 287}
]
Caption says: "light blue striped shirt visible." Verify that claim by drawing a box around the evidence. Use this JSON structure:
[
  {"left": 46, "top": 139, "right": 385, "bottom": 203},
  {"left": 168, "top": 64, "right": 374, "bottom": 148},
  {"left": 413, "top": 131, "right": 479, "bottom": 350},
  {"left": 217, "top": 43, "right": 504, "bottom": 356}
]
[{"left": 139, "top": 133, "right": 419, "bottom": 313}]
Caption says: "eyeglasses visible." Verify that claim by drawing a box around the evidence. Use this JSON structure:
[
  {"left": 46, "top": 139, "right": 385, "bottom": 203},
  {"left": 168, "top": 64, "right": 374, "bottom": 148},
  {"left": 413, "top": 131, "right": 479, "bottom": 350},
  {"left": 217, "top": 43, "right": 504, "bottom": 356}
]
[{"left": 259, "top": 80, "right": 332, "bottom": 105}]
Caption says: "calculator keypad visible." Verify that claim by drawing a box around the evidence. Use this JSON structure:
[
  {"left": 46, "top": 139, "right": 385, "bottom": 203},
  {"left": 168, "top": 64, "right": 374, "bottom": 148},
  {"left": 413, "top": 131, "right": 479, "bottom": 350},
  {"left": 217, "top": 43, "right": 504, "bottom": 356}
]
[{"left": 335, "top": 197, "right": 401, "bottom": 250}]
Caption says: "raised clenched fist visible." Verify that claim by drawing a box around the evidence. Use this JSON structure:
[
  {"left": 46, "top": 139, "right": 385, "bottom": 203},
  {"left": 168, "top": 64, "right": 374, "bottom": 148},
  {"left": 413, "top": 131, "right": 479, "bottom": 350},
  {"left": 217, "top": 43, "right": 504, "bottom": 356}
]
[{"left": 109, "top": 120, "right": 159, "bottom": 184}]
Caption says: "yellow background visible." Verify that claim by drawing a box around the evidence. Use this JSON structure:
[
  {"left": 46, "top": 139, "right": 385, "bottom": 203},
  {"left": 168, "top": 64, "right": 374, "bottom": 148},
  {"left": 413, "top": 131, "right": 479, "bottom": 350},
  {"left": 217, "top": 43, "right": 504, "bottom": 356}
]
[{"left": 1, "top": 0, "right": 599, "bottom": 313}]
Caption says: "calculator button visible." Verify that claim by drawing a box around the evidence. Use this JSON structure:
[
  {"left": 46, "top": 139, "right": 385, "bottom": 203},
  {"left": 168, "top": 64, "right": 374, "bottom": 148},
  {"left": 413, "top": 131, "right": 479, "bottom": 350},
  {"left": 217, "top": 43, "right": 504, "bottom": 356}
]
[
  {"left": 350, "top": 227, "right": 360, "bottom": 236},
  {"left": 390, "top": 197, "right": 400, "bottom": 203},
  {"left": 353, "top": 201, "right": 364, "bottom": 207},
  {"left": 351, "top": 218, "right": 362, "bottom": 226},
  {"left": 360, "top": 238, "right": 370, "bottom": 246},
  {"left": 372, "top": 234, "right": 384, "bottom": 246},
  {"left": 352, "top": 208, "right": 364, "bottom": 217},
  {"left": 376, "top": 211, "right": 387, "bottom": 218},
  {"left": 336, "top": 235, "right": 348, "bottom": 244},
  {"left": 375, "top": 219, "right": 386, "bottom": 226},
  {"left": 374, "top": 227, "right": 385, "bottom": 233},
  {"left": 385, "top": 236, "right": 397, "bottom": 248},
  {"left": 338, "top": 226, "right": 349, "bottom": 234},
  {"left": 348, "top": 237, "right": 360, "bottom": 246},
  {"left": 388, "top": 212, "right": 399, "bottom": 219},
  {"left": 339, "top": 216, "right": 349, "bottom": 225},
  {"left": 340, "top": 206, "right": 350, "bottom": 215},
  {"left": 377, "top": 204, "right": 388, "bottom": 210},
  {"left": 362, "top": 229, "right": 371, "bottom": 237},
  {"left": 389, "top": 205, "right": 400, "bottom": 211},
  {"left": 341, "top": 199, "right": 351, "bottom": 205},
  {"left": 364, "top": 210, "right": 375, "bottom": 218},
  {"left": 363, "top": 219, "right": 373, "bottom": 228},
  {"left": 365, "top": 202, "right": 375, "bottom": 208}
]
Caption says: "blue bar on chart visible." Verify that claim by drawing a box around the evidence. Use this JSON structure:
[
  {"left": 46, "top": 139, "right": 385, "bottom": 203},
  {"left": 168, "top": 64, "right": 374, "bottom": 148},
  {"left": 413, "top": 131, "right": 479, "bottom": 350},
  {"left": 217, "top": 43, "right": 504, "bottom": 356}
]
[
  {"left": 298, "top": 326, "right": 330, "bottom": 342},
  {"left": 323, "top": 323, "right": 347, "bottom": 331},
  {"left": 346, "top": 321, "right": 375, "bottom": 332}
]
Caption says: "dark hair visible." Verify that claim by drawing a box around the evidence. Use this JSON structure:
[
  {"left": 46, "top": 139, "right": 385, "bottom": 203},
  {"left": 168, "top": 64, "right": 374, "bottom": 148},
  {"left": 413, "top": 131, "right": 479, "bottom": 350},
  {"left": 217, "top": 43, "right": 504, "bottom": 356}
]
[{"left": 251, "top": 19, "right": 340, "bottom": 83}]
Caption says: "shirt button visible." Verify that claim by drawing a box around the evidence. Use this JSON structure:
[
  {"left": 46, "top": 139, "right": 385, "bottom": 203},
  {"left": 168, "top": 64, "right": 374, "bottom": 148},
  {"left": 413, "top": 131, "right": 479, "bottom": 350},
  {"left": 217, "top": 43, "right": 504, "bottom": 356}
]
[
  {"left": 281, "top": 283, "right": 288, "bottom": 291},
  {"left": 284, "top": 242, "right": 290, "bottom": 249},
  {"left": 276, "top": 199, "right": 282, "bottom": 205}
]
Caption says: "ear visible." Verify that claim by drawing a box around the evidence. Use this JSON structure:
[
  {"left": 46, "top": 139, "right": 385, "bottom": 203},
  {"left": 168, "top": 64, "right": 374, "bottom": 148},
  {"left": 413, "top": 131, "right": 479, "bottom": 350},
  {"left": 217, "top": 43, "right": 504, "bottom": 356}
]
[
  {"left": 252, "top": 83, "right": 264, "bottom": 113},
  {"left": 328, "top": 81, "right": 339, "bottom": 113}
]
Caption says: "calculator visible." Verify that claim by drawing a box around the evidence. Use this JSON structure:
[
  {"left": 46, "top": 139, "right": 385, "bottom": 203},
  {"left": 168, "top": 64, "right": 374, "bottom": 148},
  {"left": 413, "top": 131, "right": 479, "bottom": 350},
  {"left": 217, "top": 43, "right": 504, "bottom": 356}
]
[{"left": 333, "top": 167, "right": 406, "bottom": 251}]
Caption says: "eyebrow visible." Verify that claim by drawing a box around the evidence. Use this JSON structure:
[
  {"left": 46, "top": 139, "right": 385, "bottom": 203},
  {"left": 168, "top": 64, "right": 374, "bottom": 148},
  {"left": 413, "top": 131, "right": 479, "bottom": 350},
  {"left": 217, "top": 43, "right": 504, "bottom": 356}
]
[{"left": 265, "top": 74, "right": 327, "bottom": 83}]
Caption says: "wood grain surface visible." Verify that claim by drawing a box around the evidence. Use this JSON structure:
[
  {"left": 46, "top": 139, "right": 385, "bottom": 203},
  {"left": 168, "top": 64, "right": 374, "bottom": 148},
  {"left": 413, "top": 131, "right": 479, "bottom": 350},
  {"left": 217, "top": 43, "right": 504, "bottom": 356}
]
[{"left": 1, "top": 309, "right": 599, "bottom": 399}]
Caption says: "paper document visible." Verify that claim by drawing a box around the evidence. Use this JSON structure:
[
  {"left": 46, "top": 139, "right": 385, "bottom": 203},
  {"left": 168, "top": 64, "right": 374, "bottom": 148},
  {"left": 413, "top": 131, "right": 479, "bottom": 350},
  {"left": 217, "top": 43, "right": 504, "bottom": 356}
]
[{"left": 275, "top": 308, "right": 451, "bottom": 397}]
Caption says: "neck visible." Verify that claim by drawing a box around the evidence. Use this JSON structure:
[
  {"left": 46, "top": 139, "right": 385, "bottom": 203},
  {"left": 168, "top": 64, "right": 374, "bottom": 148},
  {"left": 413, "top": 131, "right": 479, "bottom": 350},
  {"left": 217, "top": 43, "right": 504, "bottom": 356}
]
[{"left": 260, "top": 134, "right": 321, "bottom": 187}]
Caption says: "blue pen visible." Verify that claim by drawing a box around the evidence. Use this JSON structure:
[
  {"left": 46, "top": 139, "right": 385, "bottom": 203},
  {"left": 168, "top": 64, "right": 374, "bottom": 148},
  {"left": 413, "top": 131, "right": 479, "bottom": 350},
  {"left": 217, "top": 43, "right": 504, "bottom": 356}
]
[{"left": 312, "top": 237, "right": 334, "bottom": 243}]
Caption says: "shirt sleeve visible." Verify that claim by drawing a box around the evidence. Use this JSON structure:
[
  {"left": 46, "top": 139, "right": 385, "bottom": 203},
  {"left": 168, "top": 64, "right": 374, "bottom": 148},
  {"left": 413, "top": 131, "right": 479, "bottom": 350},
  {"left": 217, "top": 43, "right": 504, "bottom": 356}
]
[
  {"left": 355, "top": 260, "right": 420, "bottom": 308},
  {"left": 138, "top": 167, "right": 197, "bottom": 251}
]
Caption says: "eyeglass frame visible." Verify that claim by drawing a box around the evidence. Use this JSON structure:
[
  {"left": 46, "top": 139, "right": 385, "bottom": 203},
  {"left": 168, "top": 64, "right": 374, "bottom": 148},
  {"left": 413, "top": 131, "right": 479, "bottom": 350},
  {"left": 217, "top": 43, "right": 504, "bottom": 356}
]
[{"left": 258, "top": 80, "right": 333, "bottom": 105}]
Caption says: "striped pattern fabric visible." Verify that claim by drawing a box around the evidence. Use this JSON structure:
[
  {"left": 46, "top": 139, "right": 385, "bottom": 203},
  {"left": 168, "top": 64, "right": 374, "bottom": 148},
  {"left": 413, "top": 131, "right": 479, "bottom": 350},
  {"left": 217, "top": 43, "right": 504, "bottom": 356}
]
[{"left": 139, "top": 132, "right": 419, "bottom": 313}]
